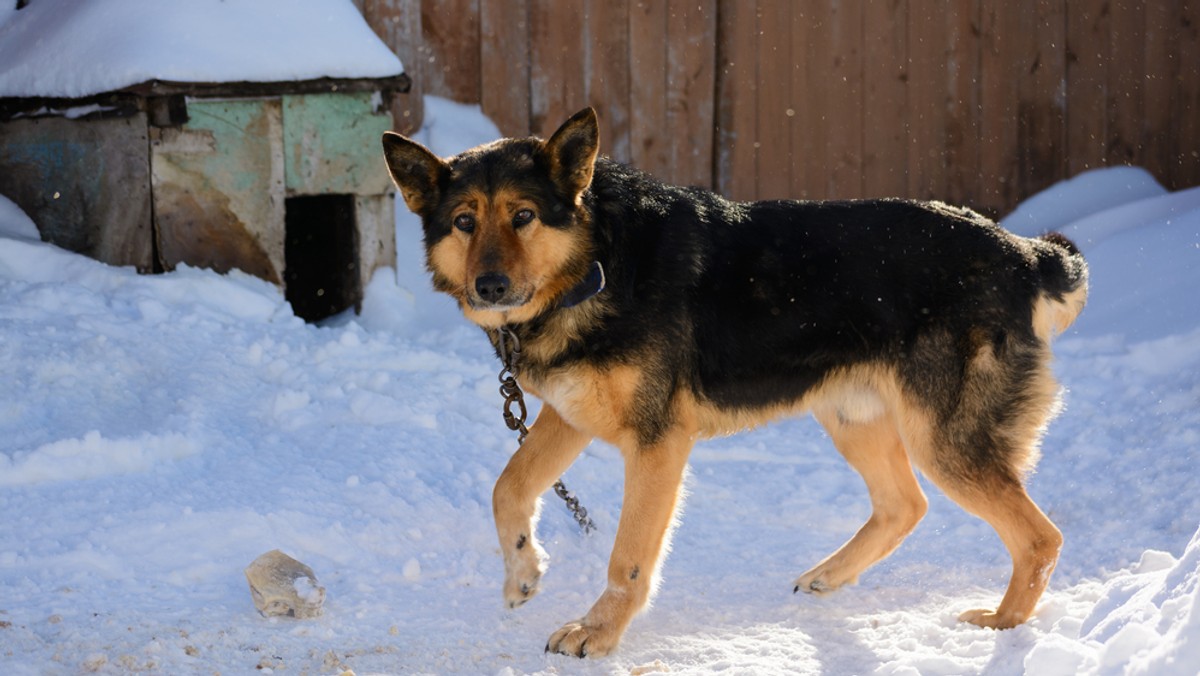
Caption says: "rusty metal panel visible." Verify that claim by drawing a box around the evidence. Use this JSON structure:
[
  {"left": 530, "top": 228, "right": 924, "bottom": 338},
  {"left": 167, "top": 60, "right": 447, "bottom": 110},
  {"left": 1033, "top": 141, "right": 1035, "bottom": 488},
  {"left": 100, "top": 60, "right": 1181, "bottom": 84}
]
[
  {"left": 150, "top": 98, "right": 285, "bottom": 284},
  {"left": 0, "top": 114, "right": 154, "bottom": 270},
  {"left": 281, "top": 92, "right": 394, "bottom": 196}
]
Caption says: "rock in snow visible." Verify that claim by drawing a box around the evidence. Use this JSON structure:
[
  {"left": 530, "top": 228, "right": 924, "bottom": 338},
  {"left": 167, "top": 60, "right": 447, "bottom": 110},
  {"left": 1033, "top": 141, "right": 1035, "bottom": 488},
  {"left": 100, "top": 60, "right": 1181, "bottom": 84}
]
[{"left": 244, "top": 550, "right": 325, "bottom": 619}]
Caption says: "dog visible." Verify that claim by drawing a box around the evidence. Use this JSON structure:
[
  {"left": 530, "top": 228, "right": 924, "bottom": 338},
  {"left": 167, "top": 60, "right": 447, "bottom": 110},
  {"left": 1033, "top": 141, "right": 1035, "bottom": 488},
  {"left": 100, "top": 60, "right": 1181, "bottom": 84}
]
[{"left": 382, "top": 108, "right": 1088, "bottom": 658}]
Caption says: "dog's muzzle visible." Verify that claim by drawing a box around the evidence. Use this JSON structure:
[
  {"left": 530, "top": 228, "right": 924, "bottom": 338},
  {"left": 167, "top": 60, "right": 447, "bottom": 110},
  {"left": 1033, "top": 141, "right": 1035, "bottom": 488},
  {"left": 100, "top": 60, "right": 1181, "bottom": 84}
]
[
  {"left": 471, "top": 272, "right": 530, "bottom": 310},
  {"left": 475, "top": 272, "right": 511, "bottom": 304}
]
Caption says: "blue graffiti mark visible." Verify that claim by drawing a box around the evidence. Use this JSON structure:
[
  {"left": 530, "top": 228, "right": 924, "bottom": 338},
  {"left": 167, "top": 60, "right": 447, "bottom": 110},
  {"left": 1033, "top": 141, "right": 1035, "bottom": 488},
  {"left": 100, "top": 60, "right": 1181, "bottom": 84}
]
[{"left": 1, "top": 139, "right": 91, "bottom": 176}]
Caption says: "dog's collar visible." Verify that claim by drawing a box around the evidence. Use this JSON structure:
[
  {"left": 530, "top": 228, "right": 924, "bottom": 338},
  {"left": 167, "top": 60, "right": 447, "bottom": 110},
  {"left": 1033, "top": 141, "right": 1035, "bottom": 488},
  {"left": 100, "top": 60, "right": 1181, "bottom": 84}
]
[{"left": 559, "top": 261, "right": 606, "bottom": 308}]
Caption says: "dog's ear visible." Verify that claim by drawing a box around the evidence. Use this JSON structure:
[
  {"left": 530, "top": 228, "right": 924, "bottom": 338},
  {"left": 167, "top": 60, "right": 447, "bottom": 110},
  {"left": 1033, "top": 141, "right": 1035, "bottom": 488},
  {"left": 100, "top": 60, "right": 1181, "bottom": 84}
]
[
  {"left": 382, "top": 132, "right": 450, "bottom": 216},
  {"left": 544, "top": 107, "right": 600, "bottom": 201}
]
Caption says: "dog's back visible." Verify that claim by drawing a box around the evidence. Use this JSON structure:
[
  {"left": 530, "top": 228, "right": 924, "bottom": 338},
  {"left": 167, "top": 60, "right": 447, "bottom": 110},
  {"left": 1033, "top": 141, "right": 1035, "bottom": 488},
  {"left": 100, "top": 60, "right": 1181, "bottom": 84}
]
[{"left": 582, "top": 161, "right": 1088, "bottom": 418}]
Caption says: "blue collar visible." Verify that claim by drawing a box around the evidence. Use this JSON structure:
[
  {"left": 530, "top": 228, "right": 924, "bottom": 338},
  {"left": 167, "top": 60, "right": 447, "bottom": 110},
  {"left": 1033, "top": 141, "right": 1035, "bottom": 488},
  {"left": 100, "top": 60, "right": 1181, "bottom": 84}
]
[{"left": 559, "top": 261, "right": 606, "bottom": 308}]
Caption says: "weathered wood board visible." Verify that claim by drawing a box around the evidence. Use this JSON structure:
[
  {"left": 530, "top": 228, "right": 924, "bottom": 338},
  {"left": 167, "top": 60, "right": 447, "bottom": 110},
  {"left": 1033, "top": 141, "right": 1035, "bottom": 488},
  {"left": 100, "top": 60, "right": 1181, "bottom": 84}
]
[
  {"left": 281, "top": 92, "right": 395, "bottom": 197},
  {"left": 353, "top": 192, "right": 397, "bottom": 294},
  {"left": 365, "top": 0, "right": 1200, "bottom": 216},
  {"left": 150, "top": 98, "right": 286, "bottom": 284},
  {"left": 0, "top": 113, "right": 154, "bottom": 270}
]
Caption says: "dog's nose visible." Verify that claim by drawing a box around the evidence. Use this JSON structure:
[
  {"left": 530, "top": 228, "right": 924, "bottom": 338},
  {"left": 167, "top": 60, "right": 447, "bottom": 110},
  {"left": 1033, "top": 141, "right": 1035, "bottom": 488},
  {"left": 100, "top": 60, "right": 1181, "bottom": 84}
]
[{"left": 474, "top": 272, "right": 510, "bottom": 303}]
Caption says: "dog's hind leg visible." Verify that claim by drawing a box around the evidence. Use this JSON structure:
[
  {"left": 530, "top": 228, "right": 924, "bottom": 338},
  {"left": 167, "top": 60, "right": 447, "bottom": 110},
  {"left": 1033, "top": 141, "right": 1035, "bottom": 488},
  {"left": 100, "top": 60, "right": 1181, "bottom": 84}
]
[
  {"left": 947, "top": 477, "right": 1060, "bottom": 629},
  {"left": 795, "top": 409, "right": 928, "bottom": 594},
  {"left": 897, "top": 405, "right": 1062, "bottom": 629},
  {"left": 918, "top": 463, "right": 1061, "bottom": 628},
  {"left": 546, "top": 427, "right": 692, "bottom": 658},
  {"left": 493, "top": 405, "right": 592, "bottom": 609}
]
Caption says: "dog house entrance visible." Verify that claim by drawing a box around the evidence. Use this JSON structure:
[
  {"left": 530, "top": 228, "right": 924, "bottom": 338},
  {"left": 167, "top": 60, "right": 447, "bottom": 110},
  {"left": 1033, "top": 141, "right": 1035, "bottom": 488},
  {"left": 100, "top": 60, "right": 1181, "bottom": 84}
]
[{"left": 284, "top": 194, "right": 362, "bottom": 322}]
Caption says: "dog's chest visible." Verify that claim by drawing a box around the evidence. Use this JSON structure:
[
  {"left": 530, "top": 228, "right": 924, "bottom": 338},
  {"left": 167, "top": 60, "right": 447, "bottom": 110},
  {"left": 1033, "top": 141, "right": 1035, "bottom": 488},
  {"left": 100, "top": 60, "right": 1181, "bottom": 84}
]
[{"left": 523, "top": 363, "right": 643, "bottom": 447}]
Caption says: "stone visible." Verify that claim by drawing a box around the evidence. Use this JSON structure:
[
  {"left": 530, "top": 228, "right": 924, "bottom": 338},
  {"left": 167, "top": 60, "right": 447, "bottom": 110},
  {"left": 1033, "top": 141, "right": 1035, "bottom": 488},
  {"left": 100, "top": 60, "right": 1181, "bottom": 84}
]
[{"left": 244, "top": 550, "right": 325, "bottom": 619}]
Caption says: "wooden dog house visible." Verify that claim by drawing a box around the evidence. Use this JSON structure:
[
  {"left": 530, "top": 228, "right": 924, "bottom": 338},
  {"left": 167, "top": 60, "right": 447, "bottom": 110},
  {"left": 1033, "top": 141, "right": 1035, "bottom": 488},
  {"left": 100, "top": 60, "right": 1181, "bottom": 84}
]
[{"left": 0, "top": 0, "right": 411, "bottom": 321}]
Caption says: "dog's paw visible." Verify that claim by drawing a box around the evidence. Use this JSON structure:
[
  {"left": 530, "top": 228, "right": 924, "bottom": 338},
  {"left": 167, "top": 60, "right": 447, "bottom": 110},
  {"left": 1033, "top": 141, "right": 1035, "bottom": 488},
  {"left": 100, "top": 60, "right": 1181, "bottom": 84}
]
[
  {"left": 958, "top": 607, "right": 1023, "bottom": 629},
  {"left": 793, "top": 565, "right": 858, "bottom": 595},
  {"left": 503, "top": 567, "right": 542, "bottom": 609},
  {"left": 502, "top": 541, "right": 545, "bottom": 609},
  {"left": 545, "top": 619, "right": 619, "bottom": 658}
]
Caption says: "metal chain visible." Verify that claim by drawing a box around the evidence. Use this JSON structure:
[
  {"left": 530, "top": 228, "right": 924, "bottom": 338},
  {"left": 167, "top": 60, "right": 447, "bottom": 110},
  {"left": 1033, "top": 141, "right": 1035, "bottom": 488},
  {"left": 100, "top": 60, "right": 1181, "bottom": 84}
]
[{"left": 496, "top": 326, "right": 595, "bottom": 534}]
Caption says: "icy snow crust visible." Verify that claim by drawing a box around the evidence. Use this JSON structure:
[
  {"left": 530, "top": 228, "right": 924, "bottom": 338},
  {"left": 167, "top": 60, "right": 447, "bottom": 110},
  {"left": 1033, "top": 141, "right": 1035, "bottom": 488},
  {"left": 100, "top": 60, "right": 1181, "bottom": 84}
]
[
  {"left": 1, "top": 97, "right": 1199, "bottom": 673},
  {"left": 0, "top": 0, "right": 404, "bottom": 99}
]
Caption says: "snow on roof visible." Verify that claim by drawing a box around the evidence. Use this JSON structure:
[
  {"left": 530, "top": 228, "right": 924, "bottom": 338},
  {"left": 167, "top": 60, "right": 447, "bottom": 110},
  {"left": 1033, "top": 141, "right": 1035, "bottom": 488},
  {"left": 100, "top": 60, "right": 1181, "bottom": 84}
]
[{"left": 0, "top": 0, "right": 405, "bottom": 99}]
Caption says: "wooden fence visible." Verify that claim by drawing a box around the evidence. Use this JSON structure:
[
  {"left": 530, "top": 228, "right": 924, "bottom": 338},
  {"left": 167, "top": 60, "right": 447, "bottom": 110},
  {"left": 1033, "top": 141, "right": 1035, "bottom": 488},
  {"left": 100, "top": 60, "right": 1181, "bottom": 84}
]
[{"left": 358, "top": 0, "right": 1199, "bottom": 217}]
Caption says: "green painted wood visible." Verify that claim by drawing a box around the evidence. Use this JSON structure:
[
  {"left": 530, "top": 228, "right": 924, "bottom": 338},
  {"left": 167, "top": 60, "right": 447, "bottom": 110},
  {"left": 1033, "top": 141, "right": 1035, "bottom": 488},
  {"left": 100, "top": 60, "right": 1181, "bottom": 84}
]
[
  {"left": 150, "top": 98, "right": 286, "bottom": 283},
  {"left": 282, "top": 92, "right": 394, "bottom": 196}
]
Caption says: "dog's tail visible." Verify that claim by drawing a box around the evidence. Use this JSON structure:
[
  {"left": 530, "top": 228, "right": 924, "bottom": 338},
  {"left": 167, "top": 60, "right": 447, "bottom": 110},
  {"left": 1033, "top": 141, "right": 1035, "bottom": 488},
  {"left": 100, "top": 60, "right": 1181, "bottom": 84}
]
[{"left": 1032, "top": 232, "right": 1089, "bottom": 339}]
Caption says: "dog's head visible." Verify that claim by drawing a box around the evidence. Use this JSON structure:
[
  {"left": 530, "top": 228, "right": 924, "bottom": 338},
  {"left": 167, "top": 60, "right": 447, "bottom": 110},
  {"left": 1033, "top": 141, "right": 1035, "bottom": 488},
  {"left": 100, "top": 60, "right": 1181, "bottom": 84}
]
[{"left": 382, "top": 108, "right": 601, "bottom": 328}]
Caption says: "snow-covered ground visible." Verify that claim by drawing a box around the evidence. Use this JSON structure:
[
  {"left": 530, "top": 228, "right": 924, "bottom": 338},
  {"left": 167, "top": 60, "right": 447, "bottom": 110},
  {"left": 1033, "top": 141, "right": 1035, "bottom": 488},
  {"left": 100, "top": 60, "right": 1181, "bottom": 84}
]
[{"left": 1, "top": 96, "right": 1199, "bottom": 675}]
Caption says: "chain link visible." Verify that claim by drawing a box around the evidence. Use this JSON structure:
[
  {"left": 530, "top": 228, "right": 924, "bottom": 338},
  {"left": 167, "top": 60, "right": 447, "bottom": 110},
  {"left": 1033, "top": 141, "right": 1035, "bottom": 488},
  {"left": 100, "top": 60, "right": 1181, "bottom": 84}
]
[{"left": 496, "top": 327, "right": 595, "bottom": 534}]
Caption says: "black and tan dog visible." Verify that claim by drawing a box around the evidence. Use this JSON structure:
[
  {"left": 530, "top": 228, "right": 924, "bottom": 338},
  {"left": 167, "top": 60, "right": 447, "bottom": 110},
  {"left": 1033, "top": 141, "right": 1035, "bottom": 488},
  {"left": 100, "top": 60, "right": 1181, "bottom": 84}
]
[{"left": 382, "top": 108, "right": 1088, "bottom": 657}]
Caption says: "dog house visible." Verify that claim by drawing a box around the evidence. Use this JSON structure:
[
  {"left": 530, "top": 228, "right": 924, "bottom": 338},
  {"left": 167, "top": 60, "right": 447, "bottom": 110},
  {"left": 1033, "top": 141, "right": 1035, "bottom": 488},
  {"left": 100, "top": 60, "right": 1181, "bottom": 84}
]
[{"left": 0, "top": 0, "right": 411, "bottom": 321}]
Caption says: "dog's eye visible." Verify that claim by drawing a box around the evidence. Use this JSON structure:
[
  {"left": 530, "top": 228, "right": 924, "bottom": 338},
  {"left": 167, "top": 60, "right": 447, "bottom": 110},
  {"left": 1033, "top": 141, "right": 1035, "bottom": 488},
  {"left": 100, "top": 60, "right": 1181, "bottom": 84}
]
[
  {"left": 453, "top": 214, "right": 476, "bottom": 233},
  {"left": 512, "top": 209, "right": 535, "bottom": 228}
]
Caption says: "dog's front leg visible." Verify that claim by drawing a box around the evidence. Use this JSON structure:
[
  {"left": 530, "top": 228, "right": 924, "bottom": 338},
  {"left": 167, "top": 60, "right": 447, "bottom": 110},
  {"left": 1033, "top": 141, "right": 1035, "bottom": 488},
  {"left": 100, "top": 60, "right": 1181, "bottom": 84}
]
[
  {"left": 493, "top": 404, "right": 592, "bottom": 609},
  {"left": 546, "top": 428, "right": 691, "bottom": 658}
]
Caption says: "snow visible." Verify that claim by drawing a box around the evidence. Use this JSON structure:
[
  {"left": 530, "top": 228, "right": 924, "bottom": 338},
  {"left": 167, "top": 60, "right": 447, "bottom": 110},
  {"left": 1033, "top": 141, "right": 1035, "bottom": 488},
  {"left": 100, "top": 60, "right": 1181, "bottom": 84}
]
[
  {"left": 0, "top": 193, "right": 38, "bottom": 241},
  {"left": 1003, "top": 172, "right": 1200, "bottom": 343},
  {"left": 1001, "top": 166, "right": 1168, "bottom": 237},
  {"left": 294, "top": 576, "right": 324, "bottom": 607},
  {"left": 1, "top": 95, "right": 1198, "bottom": 674},
  {"left": 0, "top": 0, "right": 404, "bottom": 99}
]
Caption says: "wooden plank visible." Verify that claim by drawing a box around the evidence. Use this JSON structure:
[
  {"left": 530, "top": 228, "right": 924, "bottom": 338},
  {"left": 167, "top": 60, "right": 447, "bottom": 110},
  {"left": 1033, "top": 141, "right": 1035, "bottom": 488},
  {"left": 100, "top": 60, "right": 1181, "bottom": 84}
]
[
  {"left": 978, "top": 3, "right": 1021, "bottom": 216},
  {"left": 666, "top": 0, "right": 718, "bottom": 188},
  {"left": 586, "top": 0, "right": 632, "bottom": 163},
  {"left": 360, "top": 0, "right": 424, "bottom": 133},
  {"left": 787, "top": 0, "right": 812, "bottom": 198},
  {"left": 354, "top": 194, "right": 397, "bottom": 294},
  {"left": 281, "top": 93, "right": 395, "bottom": 196},
  {"left": 1016, "top": 0, "right": 1067, "bottom": 201},
  {"left": 1173, "top": 0, "right": 1199, "bottom": 190},
  {"left": 358, "top": 0, "right": 1197, "bottom": 208},
  {"left": 0, "top": 114, "right": 154, "bottom": 270},
  {"left": 862, "top": 0, "right": 908, "bottom": 198},
  {"left": 944, "top": 0, "right": 982, "bottom": 208},
  {"left": 825, "top": 0, "right": 864, "bottom": 198},
  {"left": 151, "top": 99, "right": 286, "bottom": 284},
  {"left": 907, "top": 0, "right": 950, "bottom": 200},
  {"left": 121, "top": 76, "right": 411, "bottom": 99},
  {"left": 629, "top": 0, "right": 669, "bottom": 176},
  {"left": 481, "top": 0, "right": 532, "bottom": 136},
  {"left": 1107, "top": 0, "right": 1145, "bottom": 167},
  {"left": 1066, "top": 0, "right": 1110, "bottom": 176},
  {"left": 756, "top": 0, "right": 793, "bottom": 199},
  {"left": 714, "top": 0, "right": 758, "bottom": 199},
  {"left": 1142, "top": 0, "right": 1177, "bottom": 186},
  {"left": 529, "top": 0, "right": 586, "bottom": 137},
  {"left": 420, "top": 0, "right": 481, "bottom": 103},
  {"left": 0, "top": 93, "right": 138, "bottom": 122},
  {"left": 800, "top": 0, "right": 833, "bottom": 199}
]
